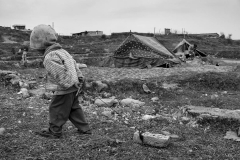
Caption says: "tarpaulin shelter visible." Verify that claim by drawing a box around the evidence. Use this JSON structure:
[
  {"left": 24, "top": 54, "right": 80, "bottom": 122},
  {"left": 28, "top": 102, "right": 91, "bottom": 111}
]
[
  {"left": 172, "top": 39, "right": 207, "bottom": 57},
  {"left": 113, "top": 34, "right": 178, "bottom": 68}
]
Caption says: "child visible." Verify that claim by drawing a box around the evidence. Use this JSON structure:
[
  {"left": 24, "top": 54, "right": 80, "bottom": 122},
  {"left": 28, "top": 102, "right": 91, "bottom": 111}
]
[{"left": 30, "top": 24, "right": 91, "bottom": 138}]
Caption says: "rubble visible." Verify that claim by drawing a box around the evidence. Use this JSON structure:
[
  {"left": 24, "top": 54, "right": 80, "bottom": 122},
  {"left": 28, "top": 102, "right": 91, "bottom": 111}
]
[
  {"left": 151, "top": 97, "right": 159, "bottom": 102},
  {"left": 142, "top": 115, "right": 156, "bottom": 120},
  {"left": 18, "top": 88, "right": 30, "bottom": 98},
  {"left": 142, "top": 83, "right": 151, "bottom": 93},
  {"left": 224, "top": 131, "right": 240, "bottom": 141},
  {"left": 77, "top": 63, "right": 87, "bottom": 69},
  {"left": 0, "top": 128, "right": 6, "bottom": 135},
  {"left": 93, "top": 81, "right": 108, "bottom": 92},
  {"left": 94, "top": 97, "right": 118, "bottom": 107},
  {"left": 120, "top": 98, "right": 145, "bottom": 107},
  {"left": 28, "top": 87, "right": 46, "bottom": 97},
  {"left": 185, "top": 105, "right": 240, "bottom": 121},
  {"left": 101, "top": 108, "right": 113, "bottom": 118},
  {"left": 133, "top": 130, "right": 170, "bottom": 148}
]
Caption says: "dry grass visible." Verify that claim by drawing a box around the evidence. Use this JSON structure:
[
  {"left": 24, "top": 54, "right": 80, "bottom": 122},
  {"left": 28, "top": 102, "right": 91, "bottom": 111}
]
[{"left": 1, "top": 65, "right": 240, "bottom": 159}]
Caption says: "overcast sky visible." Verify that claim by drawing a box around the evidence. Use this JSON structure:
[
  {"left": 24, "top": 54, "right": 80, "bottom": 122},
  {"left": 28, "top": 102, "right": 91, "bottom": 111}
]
[{"left": 0, "top": 0, "right": 239, "bottom": 39}]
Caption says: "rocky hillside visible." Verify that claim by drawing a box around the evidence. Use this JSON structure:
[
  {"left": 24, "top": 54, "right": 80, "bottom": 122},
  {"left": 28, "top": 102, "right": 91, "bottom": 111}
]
[{"left": 0, "top": 26, "right": 240, "bottom": 59}]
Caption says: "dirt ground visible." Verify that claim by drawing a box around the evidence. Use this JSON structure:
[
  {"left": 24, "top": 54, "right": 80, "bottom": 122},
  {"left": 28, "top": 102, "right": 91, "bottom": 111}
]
[{"left": 1, "top": 64, "right": 240, "bottom": 160}]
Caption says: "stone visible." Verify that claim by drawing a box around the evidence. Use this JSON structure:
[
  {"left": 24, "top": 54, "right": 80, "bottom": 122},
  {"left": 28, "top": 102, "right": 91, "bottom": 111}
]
[
  {"left": 151, "top": 97, "right": 159, "bottom": 102},
  {"left": 185, "top": 105, "right": 240, "bottom": 121},
  {"left": 10, "top": 78, "right": 21, "bottom": 86},
  {"left": 162, "top": 83, "right": 178, "bottom": 90},
  {"left": 84, "top": 81, "right": 93, "bottom": 89},
  {"left": 94, "top": 98, "right": 118, "bottom": 107},
  {"left": 101, "top": 108, "right": 113, "bottom": 118},
  {"left": 13, "top": 63, "right": 21, "bottom": 68},
  {"left": 94, "top": 81, "right": 108, "bottom": 92},
  {"left": 224, "top": 131, "right": 240, "bottom": 141},
  {"left": 142, "top": 115, "right": 156, "bottom": 120},
  {"left": 27, "top": 81, "right": 38, "bottom": 89},
  {"left": 101, "top": 92, "right": 112, "bottom": 98},
  {"left": 77, "top": 63, "right": 87, "bottom": 69},
  {"left": 0, "top": 128, "right": 6, "bottom": 135},
  {"left": 20, "top": 88, "right": 30, "bottom": 98},
  {"left": 133, "top": 131, "right": 170, "bottom": 148},
  {"left": 29, "top": 87, "right": 46, "bottom": 97},
  {"left": 142, "top": 83, "right": 151, "bottom": 93},
  {"left": 181, "top": 116, "right": 191, "bottom": 124},
  {"left": 141, "top": 106, "right": 155, "bottom": 114},
  {"left": 120, "top": 98, "right": 145, "bottom": 108}
]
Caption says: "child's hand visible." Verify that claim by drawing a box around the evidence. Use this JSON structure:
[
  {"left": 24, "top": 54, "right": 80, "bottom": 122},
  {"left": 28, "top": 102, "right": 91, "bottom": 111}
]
[
  {"left": 74, "top": 82, "right": 83, "bottom": 89},
  {"left": 78, "top": 77, "right": 85, "bottom": 83}
]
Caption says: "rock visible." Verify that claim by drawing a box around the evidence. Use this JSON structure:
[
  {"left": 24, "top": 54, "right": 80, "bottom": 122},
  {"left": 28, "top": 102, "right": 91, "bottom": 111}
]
[
  {"left": 29, "top": 87, "right": 46, "bottom": 97},
  {"left": 101, "top": 108, "right": 113, "bottom": 118},
  {"left": 142, "top": 83, "right": 151, "bottom": 93},
  {"left": 84, "top": 81, "right": 93, "bottom": 89},
  {"left": 6, "top": 73, "right": 19, "bottom": 80},
  {"left": 0, "top": 128, "right": 6, "bottom": 135},
  {"left": 20, "top": 82, "right": 29, "bottom": 89},
  {"left": 181, "top": 116, "right": 191, "bottom": 124},
  {"left": 142, "top": 115, "right": 156, "bottom": 120},
  {"left": 10, "top": 78, "right": 21, "bottom": 86},
  {"left": 162, "top": 83, "right": 178, "bottom": 90},
  {"left": 151, "top": 97, "right": 159, "bottom": 102},
  {"left": 224, "top": 131, "right": 240, "bottom": 141},
  {"left": 133, "top": 131, "right": 143, "bottom": 144},
  {"left": 13, "top": 63, "right": 21, "bottom": 68},
  {"left": 141, "top": 106, "right": 155, "bottom": 114},
  {"left": 101, "top": 92, "right": 112, "bottom": 98},
  {"left": 210, "top": 94, "right": 219, "bottom": 99},
  {"left": 20, "top": 88, "right": 30, "bottom": 98},
  {"left": 185, "top": 105, "right": 240, "bottom": 121},
  {"left": 133, "top": 131, "right": 170, "bottom": 148},
  {"left": 27, "top": 81, "right": 37, "bottom": 89},
  {"left": 94, "top": 81, "right": 108, "bottom": 92},
  {"left": 94, "top": 98, "right": 118, "bottom": 107},
  {"left": 77, "top": 63, "right": 87, "bottom": 69},
  {"left": 120, "top": 98, "right": 145, "bottom": 108}
]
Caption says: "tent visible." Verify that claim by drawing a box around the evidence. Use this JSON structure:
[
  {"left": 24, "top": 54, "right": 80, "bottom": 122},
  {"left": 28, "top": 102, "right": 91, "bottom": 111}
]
[
  {"left": 172, "top": 39, "right": 207, "bottom": 58},
  {"left": 113, "top": 34, "right": 179, "bottom": 68}
]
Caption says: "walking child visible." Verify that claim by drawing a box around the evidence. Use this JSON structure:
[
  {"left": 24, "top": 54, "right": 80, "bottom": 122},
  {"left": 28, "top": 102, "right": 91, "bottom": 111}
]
[{"left": 30, "top": 24, "right": 91, "bottom": 138}]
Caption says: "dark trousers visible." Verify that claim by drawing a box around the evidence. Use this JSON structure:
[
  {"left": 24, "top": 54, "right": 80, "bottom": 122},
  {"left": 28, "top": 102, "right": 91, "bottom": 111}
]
[{"left": 49, "top": 91, "right": 90, "bottom": 135}]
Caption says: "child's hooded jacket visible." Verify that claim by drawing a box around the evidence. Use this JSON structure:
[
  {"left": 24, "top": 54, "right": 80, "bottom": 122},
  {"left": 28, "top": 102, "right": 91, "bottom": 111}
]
[{"left": 30, "top": 24, "right": 82, "bottom": 95}]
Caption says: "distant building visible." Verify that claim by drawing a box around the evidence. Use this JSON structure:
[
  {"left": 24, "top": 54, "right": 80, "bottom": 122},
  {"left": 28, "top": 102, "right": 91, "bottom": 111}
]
[
  {"left": 165, "top": 28, "right": 171, "bottom": 35},
  {"left": 12, "top": 24, "right": 26, "bottom": 30},
  {"left": 72, "top": 31, "right": 103, "bottom": 37},
  {"left": 192, "top": 33, "right": 219, "bottom": 38}
]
